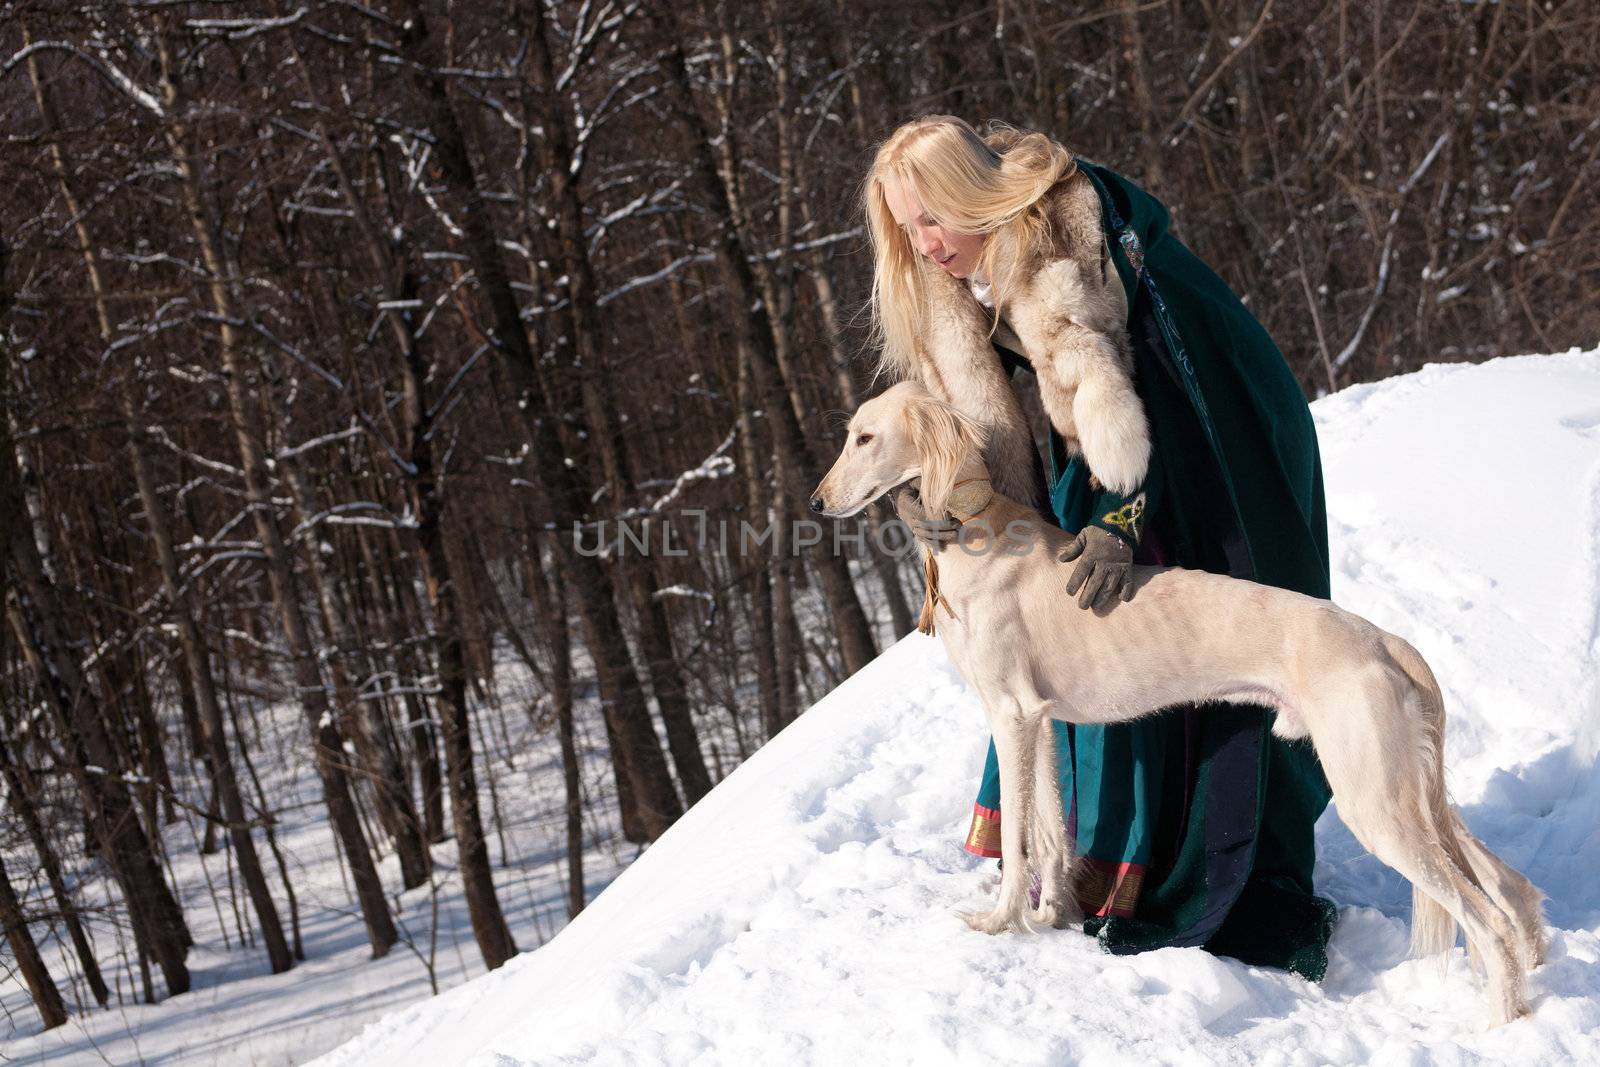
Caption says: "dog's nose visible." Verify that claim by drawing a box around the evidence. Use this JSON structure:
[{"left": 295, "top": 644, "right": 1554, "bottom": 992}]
[{"left": 808, "top": 495, "right": 824, "bottom": 513}]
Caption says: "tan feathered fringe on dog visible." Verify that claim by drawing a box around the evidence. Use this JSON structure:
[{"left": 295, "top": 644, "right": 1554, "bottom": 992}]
[{"left": 811, "top": 381, "right": 1548, "bottom": 1028}]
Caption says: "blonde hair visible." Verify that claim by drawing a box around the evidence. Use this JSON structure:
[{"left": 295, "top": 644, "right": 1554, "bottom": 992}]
[{"left": 863, "top": 116, "right": 1077, "bottom": 384}]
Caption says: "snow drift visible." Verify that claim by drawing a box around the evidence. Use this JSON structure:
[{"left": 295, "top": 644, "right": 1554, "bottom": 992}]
[{"left": 312, "top": 351, "right": 1600, "bottom": 1066}]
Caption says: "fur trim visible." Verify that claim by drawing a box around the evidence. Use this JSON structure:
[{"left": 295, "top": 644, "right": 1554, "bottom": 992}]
[
  {"left": 1005, "top": 179, "right": 1150, "bottom": 494},
  {"left": 908, "top": 171, "right": 1150, "bottom": 500},
  {"left": 911, "top": 264, "right": 1049, "bottom": 513}
]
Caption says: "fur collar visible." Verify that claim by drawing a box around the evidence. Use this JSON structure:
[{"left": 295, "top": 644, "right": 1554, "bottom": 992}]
[
  {"left": 909, "top": 170, "right": 1148, "bottom": 504},
  {"left": 912, "top": 261, "right": 1048, "bottom": 513}
]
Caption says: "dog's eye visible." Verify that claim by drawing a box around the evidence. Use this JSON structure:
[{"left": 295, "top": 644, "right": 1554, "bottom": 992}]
[{"left": 856, "top": 432, "right": 874, "bottom": 446}]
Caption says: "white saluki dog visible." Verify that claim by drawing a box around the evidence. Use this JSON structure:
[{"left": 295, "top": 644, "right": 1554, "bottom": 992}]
[{"left": 810, "top": 380, "right": 1546, "bottom": 1027}]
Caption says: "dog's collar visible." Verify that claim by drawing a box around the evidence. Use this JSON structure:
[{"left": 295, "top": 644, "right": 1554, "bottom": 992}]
[
  {"left": 944, "top": 477, "right": 994, "bottom": 525},
  {"left": 916, "top": 476, "right": 994, "bottom": 637}
]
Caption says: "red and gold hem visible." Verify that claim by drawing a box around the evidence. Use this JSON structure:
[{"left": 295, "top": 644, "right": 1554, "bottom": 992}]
[
  {"left": 1074, "top": 857, "right": 1144, "bottom": 918},
  {"left": 963, "top": 804, "right": 1003, "bottom": 858}
]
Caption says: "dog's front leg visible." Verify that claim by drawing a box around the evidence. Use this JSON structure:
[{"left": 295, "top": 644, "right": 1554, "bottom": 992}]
[
  {"left": 963, "top": 697, "right": 1038, "bottom": 935},
  {"left": 1030, "top": 716, "right": 1079, "bottom": 929}
]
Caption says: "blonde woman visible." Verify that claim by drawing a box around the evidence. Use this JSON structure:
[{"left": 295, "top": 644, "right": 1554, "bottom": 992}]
[{"left": 865, "top": 115, "right": 1338, "bottom": 979}]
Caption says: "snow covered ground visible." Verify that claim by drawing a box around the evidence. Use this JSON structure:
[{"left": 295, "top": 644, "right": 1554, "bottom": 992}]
[
  {"left": 309, "top": 350, "right": 1600, "bottom": 1067},
  {"left": 6, "top": 350, "right": 1599, "bottom": 1065}
]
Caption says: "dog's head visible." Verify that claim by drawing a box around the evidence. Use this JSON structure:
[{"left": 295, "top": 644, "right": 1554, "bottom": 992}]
[{"left": 809, "top": 380, "right": 988, "bottom": 519}]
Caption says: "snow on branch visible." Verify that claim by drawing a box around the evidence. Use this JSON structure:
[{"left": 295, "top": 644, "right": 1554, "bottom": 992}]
[
  {"left": 575, "top": 426, "right": 738, "bottom": 533},
  {"left": 186, "top": 8, "right": 308, "bottom": 40},
  {"left": 241, "top": 318, "right": 347, "bottom": 390},
  {"left": 425, "top": 343, "right": 490, "bottom": 423},
  {"left": 351, "top": 411, "right": 418, "bottom": 478},
  {"left": 415, "top": 269, "right": 476, "bottom": 341},
  {"left": 556, "top": 1, "right": 644, "bottom": 95},
  {"left": 102, "top": 308, "right": 195, "bottom": 362},
  {"left": 145, "top": 425, "right": 245, "bottom": 480},
  {"left": 597, "top": 252, "right": 715, "bottom": 306},
  {"left": 1333, "top": 131, "right": 1452, "bottom": 370},
  {"left": 391, "top": 134, "right": 465, "bottom": 238},
  {"left": 760, "top": 227, "right": 864, "bottom": 262},
  {"left": 276, "top": 422, "right": 362, "bottom": 462},
  {"left": 652, "top": 585, "right": 715, "bottom": 605},
  {"left": 105, "top": 250, "right": 211, "bottom": 278},
  {"left": 289, "top": 499, "right": 419, "bottom": 537},
  {"left": 2, "top": 40, "right": 164, "bottom": 116},
  {"left": 572, "top": 63, "right": 659, "bottom": 168},
  {"left": 330, "top": 0, "right": 401, "bottom": 28},
  {"left": 289, "top": 502, "right": 419, "bottom": 541},
  {"left": 595, "top": 228, "right": 860, "bottom": 307},
  {"left": 585, "top": 180, "right": 683, "bottom": 253}
]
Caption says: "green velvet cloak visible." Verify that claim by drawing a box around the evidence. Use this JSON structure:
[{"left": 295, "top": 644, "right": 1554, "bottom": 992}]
[{"left": 966, "top": 160, "right": 1338, "bottom": 980}]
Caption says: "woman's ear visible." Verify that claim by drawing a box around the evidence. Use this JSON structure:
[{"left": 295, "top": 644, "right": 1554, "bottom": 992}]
[{"left": 903, "top": 395, "right": 986, "bottom": 518}]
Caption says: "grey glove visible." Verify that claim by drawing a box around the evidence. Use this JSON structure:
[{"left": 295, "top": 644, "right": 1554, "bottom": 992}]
[
  {"left": 1059, "top": 525, "right": 1135, "bottom": 609},
  {"left": 891, "top": 485, "right": 959, "bottom": 546}
]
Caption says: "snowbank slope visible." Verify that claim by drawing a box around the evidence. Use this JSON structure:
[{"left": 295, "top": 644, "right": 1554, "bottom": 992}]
[{"left": 313, "top": 351, "right": 1600, "bottom": 1066}]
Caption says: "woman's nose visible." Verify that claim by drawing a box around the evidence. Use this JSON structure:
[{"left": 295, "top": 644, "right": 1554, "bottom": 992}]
[{"left": 917, "top": 233, "right": 943, "bottom": 259}]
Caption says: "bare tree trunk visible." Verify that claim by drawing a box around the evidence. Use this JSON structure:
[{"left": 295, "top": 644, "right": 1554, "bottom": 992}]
[
  {"left": 397, "top": 4, "right": 683, "bottom": 840},
  {"left": 768, "top": 431, "right": 804, "bottom": 732},
  {"left": 298, "top": 63, "right": 517, "bottom": 963},
  {"left": 0, "top": 855, "right": 67, "bottom": 1030},
  {"left": 3, "top": 461, "right": 193, "bottom": 997},
  {"left": 357, "top": 524, "right": 448, "bottom": 846},
  {"left": 131, "top": 410, "right": 293, "bottom": 974},
  {"left": 398, "top": 273, "right": 519, "bottom": 969},
  {"left": 649, "top": 7, "right": 879, "bottom": 677},
  {"left": 732, "top": 353, "right": 783, "bottom": 740},
  {"left": 216, "top": 632, "right": 306, "bottom": 961},
  {"left": 523, "top": 2, "right": 711, "bottom": 806},
  {"left": 154, "top": 30, "right": 395, "bottom": 958},
  {"left": 0, "top": 733, "right": 108, "bottom": 1006},
  {"left": 798, "top": 195, "right": 863, "bottom": 412},
  {"left": 525, "top": 539, "right": 585, "bottom": 918},
  {"left": 1118, "top": 0, "right": 1166, "bottom": 190},
  {"left": 412, "top": 460, "right": 519, "bottom": 968},
  {"left": 3, "top": 232, "right": 191, "bottom": 996},
  {"left": 280, "top": 455, "right": 431, "bottom": 891},
  {"left": 21, "top": 38, "right": 294, "bottom": 974}
]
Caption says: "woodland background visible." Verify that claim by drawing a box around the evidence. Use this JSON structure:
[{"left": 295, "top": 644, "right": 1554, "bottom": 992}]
[{"left": 2, "top": 0, "right": 1597, "bottom": 1039}]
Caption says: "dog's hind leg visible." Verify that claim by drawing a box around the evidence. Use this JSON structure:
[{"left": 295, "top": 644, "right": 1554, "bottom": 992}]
[
  {"left": 962, "top": 694, "right": 1041, "bottom": 935},
  {"left": 1361, "top": 820, "right": 1529, "bottom": 1027},
  {"left": 1308, "top": 661, "right": 1527, "bottom": 1026},
  {"left": 1383, "top": 632, "right": 1547, "bottom": 972},
  {"left": 1028, "top": 716, "right": 1077, "bottom": 929},
  {"left": 1445, "top": 809, "right": 1548, "bottom": 970}
]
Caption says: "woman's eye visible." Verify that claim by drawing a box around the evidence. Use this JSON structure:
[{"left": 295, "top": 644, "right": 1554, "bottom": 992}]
[{"left": 856, "top": 433, "right": 873, "bottom": 446}]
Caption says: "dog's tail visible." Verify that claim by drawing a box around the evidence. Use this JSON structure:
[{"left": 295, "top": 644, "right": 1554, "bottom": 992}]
[{"left": 1381, "top": 631, "right": 1480, "bottom": 960}]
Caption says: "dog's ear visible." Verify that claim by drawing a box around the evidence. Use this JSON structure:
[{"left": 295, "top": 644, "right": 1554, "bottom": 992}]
[{"left": 903, "top": 394, "right": 986, "bottom": 519}]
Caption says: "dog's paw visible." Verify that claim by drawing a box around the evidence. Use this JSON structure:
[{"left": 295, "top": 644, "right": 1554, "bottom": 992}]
[
  {"left": 960, "top": 907, "right": 1022, "bottom": 935},
  {"left": 1487, "top": 991, "right": 1533, "bottom": 1029},
  {"left": 1029, "top": 903, "right": 1068, "bottom": 929}
]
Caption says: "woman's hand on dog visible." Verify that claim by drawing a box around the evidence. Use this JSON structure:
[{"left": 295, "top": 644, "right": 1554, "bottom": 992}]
[
  {"left": 891, "top": 486, "right": 960, "bottom": 546},
  {"left": 1059, "top": 526, "right": 1135, "bottom": 609}
]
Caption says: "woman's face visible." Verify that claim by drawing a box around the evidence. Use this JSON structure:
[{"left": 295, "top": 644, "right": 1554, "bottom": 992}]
[{"left": 880, "top": 174, "right": 986, "bottom": 279}]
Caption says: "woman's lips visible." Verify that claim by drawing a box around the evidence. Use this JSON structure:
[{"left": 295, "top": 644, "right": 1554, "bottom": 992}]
[{"left": 937, "top": 251, "right": 957, "bottom": 266}]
